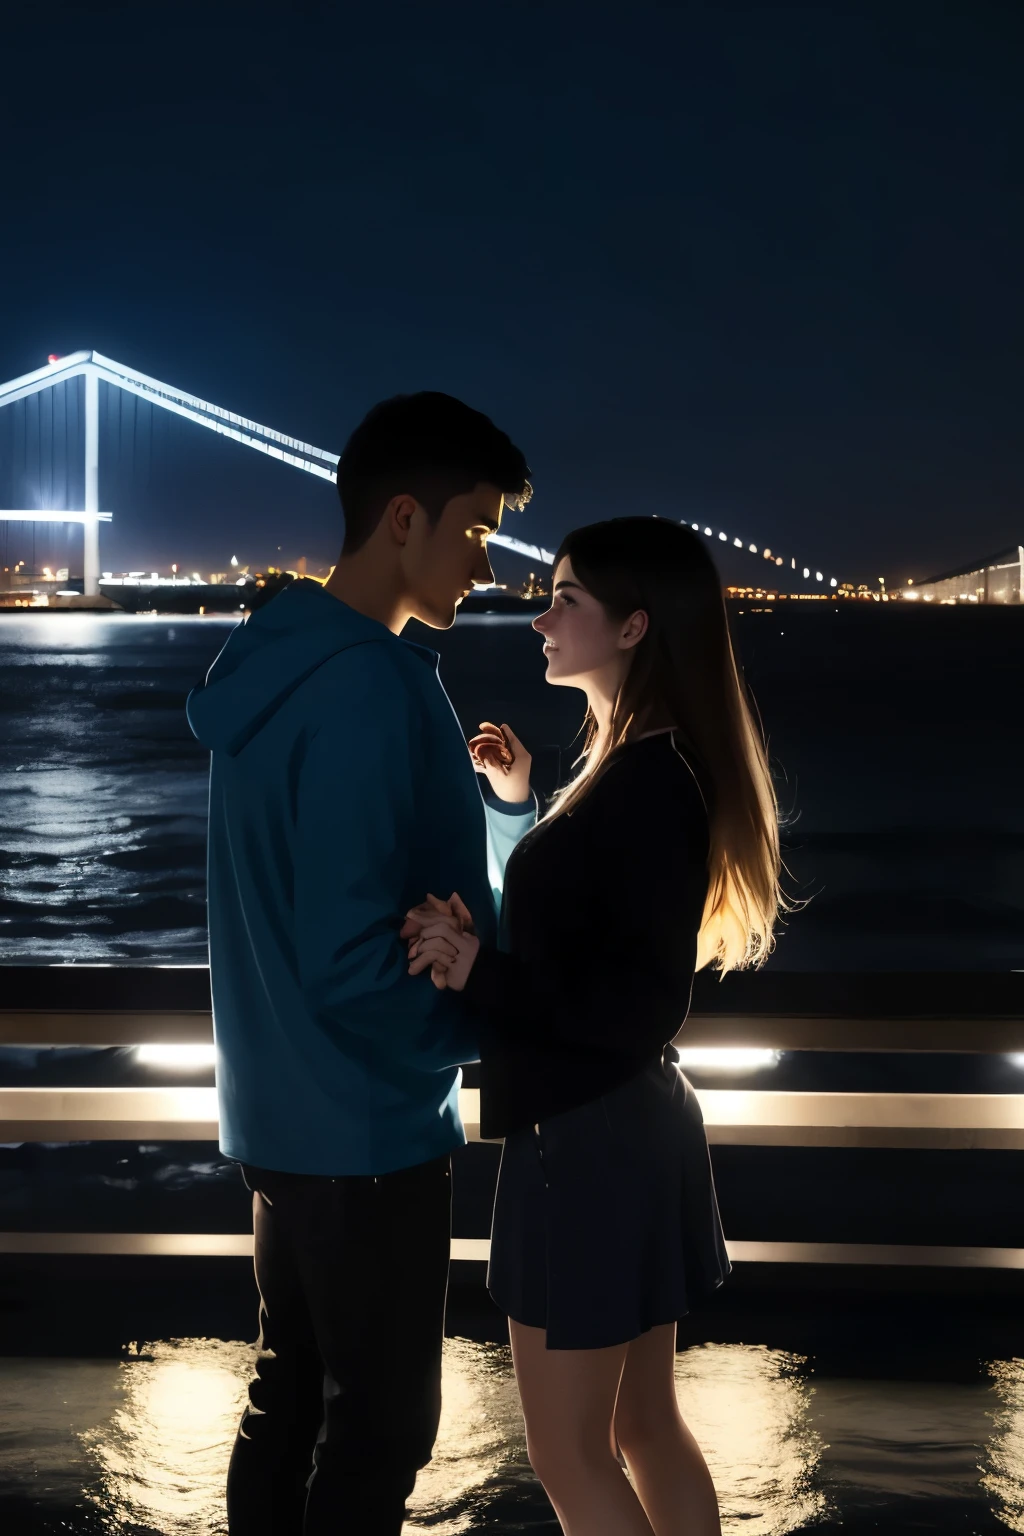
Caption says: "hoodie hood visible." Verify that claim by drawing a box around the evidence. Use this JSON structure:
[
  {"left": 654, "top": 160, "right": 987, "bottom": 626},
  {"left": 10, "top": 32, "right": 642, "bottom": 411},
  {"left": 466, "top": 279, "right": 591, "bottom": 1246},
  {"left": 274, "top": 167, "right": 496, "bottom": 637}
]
[{"left": 186, "top": 580, "right": 400, "bottom": 756}]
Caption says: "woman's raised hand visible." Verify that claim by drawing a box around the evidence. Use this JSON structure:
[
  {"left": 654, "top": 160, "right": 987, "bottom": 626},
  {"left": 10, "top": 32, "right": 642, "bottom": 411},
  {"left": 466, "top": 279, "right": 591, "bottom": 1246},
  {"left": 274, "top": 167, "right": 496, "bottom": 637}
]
[{"left": 467, "top": 721, "right": 532, "bottom": 804}]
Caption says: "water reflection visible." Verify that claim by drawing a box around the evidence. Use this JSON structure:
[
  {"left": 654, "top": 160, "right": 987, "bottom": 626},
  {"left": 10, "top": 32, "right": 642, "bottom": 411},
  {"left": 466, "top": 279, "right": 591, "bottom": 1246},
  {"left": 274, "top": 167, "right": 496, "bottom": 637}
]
[
  {"left": 80, "top": 1339, "right": 249, "bottom": 1534},
  {"left": 674, "top": 1343, "right": 829, "bottom": 1531},
  {"left": 0, "top": 614, "right": 215, "bottom": 965},
  {"left": 406, "top": 1335, "right": 534, "bottom": 1534},
  {"left": 981, "top": 1357, "right": 1024, "bottom": 1532},
  {"left": 4, "top": 1335, "right": 1024, "bottom": 1532},
  {"left": 0, "top": 1335, "right": 830, "bottom": 1534}
]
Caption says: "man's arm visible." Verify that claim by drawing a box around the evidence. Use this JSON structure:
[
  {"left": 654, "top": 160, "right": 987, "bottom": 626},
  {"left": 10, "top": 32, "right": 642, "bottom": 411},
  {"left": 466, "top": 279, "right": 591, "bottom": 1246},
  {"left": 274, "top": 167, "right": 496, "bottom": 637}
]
[{"left": 293, "top": 651, "right": 477, "bottom": 1072}]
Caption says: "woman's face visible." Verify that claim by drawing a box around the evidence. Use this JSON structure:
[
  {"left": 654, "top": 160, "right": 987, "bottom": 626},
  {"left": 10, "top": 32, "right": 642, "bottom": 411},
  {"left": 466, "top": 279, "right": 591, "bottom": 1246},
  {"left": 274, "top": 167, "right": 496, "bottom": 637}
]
[{"left": 532, "top": 556, "right": 646, "bottom": 689}]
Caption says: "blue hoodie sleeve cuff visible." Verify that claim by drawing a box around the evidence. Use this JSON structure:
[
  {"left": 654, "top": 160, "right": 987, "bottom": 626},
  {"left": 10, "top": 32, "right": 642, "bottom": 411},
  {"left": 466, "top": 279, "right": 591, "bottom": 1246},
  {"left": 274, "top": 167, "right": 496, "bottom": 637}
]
[{"left": 478, "top": 777, "right": 538, "bottom": 817}]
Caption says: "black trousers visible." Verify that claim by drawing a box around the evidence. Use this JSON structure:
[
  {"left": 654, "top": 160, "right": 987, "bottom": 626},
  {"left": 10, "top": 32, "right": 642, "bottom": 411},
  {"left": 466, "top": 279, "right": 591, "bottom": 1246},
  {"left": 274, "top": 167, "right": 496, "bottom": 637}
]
[{"left": 226, "top": 1153, "right": 452, "bottom": 1535}]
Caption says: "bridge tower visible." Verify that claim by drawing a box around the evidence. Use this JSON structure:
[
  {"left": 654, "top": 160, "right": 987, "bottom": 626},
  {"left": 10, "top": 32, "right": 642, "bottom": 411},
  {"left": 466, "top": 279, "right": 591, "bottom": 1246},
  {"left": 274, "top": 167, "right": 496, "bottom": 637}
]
[{"left": 0, "top": 352, "right": 112, "bottom": 597}]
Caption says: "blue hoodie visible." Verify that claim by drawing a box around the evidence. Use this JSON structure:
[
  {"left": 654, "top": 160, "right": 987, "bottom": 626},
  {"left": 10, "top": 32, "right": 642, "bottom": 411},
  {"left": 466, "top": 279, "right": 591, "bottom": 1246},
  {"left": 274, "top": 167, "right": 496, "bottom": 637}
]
[{"left": 186, "top": 579, "right": 536, "bottom": 1176}]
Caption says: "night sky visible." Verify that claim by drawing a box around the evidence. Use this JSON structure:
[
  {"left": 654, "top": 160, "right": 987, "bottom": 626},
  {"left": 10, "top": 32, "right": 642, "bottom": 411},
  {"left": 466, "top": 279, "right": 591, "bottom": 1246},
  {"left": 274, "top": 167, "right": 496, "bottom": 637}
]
[{"left": 2, "top": 1, "right": 1021, "bottom": 587}]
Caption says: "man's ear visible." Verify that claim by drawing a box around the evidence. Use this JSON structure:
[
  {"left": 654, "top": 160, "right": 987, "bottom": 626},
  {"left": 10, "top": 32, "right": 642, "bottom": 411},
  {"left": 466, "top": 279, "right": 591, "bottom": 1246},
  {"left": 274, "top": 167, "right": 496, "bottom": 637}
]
[{"left": 385, "top": 494, "right": 420, "bottom": 544}]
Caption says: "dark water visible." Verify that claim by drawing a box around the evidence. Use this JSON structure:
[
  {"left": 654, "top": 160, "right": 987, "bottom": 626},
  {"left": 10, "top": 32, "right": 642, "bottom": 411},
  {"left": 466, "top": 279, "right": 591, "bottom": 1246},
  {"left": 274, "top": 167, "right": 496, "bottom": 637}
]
[
  {"left": 1, "top": 603, "right": 1022, "bottom": 970},
  {"left": 0, "top": 1303, "right": 1023, "bottom": 1534},
  {"left": 0, "top": 615, "right": 212, "bottom": 966}
]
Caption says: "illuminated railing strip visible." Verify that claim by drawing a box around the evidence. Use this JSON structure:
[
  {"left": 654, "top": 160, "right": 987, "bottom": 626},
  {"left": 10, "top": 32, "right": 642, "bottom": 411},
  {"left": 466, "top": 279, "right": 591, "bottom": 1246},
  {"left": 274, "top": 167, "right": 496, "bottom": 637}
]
[
  {"left": 0, "top": 1232, "right": 1021, "bottom": 1270},
  {"left": 1, "top": 1086, "right": 1021, "bottom": 1150}
]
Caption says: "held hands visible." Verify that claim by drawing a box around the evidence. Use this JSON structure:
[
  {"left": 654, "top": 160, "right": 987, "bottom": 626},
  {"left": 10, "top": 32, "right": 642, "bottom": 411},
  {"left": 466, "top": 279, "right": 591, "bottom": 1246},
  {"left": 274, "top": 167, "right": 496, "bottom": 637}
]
[
  {"left": 403, "top": 715, "right": 530, "bottom": 990},
  {"left": 401, "top": 891, "right": 480, "bottom": 991},
  {"left": 467, "top": 721, "right": 532, "bottom": 804}
]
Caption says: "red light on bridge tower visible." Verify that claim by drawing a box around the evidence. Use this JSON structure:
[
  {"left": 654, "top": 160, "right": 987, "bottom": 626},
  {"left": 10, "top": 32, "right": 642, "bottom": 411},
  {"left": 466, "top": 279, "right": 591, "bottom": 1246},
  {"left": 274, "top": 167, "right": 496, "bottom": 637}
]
[{"left": 47, "top": 354, "right": 61, "bottom": 365}]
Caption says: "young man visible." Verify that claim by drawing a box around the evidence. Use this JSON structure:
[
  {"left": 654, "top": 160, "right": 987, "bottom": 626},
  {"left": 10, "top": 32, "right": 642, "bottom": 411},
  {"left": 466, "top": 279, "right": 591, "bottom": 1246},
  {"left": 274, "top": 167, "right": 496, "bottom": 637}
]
[{"left": 186, "top": 393, "right": 536, "bottom": 1535}]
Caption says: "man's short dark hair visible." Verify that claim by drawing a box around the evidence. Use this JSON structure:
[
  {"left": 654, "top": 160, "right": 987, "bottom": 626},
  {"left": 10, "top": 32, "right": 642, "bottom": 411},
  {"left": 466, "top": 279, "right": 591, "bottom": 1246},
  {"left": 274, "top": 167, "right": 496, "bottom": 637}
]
[{"left": 336, "top": 392, "right": 532, "bottom": 555}]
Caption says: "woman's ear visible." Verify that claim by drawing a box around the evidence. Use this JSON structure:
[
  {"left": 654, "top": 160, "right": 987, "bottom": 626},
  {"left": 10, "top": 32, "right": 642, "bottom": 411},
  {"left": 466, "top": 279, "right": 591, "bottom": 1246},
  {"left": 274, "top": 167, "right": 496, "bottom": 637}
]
[{"left": 620, "top": 609, "right": 649, "bottom": 650}]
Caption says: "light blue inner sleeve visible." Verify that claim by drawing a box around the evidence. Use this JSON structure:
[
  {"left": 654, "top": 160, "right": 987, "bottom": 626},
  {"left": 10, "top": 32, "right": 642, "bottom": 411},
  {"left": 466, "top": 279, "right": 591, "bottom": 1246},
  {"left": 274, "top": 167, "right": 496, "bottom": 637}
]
[{"left": 483, "top": 788, "right": 538, "bottom": 916}]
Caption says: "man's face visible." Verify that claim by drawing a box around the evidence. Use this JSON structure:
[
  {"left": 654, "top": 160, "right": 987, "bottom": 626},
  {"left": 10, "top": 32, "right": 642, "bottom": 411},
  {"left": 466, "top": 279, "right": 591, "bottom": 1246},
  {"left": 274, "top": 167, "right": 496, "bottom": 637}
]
[{"left": 402, "top": 482, "right": 504, "bottom": 629}]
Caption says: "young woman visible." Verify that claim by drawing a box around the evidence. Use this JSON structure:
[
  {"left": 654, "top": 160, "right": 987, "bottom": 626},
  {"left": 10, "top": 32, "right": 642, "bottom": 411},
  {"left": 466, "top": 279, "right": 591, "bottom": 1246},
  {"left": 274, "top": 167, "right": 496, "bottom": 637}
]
[{"left": 406, "top": 516, "right": 786, "bottom": 1536}]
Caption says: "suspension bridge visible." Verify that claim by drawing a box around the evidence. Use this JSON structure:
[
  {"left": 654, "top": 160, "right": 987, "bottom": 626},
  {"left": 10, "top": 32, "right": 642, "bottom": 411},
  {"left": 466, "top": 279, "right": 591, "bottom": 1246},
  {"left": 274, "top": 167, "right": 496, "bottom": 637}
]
[{"left": 0, "top": 351, "right": 844, "bottom": 596}]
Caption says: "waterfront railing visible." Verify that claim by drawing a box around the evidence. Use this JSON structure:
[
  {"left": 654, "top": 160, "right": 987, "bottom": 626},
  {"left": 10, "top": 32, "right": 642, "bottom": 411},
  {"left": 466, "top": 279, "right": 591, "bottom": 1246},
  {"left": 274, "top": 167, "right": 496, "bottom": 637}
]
[{"left": 1, "top": 968, "right": 1022, "bottom": 1275}]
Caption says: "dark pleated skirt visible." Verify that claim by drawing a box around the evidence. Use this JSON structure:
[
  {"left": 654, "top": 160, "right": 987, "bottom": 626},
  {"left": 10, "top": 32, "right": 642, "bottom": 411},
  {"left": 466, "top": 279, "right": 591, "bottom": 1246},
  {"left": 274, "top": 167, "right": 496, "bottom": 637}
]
[{"left": 486, "top": 1049, "right": 731, "bottom": 1350}]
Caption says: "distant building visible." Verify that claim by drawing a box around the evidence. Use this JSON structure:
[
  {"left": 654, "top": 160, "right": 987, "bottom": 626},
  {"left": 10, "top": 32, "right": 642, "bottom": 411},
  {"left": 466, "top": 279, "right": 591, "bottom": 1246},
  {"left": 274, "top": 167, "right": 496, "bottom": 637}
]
[{"left": 909, "top": 545, "right": 1024, "bottom": 605}]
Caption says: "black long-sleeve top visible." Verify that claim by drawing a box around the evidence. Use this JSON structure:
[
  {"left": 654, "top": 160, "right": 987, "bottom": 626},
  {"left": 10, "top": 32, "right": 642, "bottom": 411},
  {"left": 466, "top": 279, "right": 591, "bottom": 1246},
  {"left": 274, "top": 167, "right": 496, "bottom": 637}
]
[{"left": 463, "top": 730, "right": 711, "bottom": 1140}]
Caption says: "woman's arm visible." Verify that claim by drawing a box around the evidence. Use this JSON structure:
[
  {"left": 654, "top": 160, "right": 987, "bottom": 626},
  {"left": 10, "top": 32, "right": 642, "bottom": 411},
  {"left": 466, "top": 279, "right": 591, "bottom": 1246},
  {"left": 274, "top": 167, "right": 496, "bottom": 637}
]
[{"left": 462, "top": 756, "right": 709, "bottom": 1054}]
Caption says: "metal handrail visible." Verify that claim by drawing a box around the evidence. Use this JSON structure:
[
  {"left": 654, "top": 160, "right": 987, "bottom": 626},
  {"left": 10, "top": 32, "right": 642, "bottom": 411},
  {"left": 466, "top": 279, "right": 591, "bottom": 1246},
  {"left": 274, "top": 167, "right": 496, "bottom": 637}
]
[
  {"left": 4, "top": 966, "right": 1023, "bottom": 1029},
  {"left": 1, "top": 971, "right": 1022, "bottom": 1275},
  {"left": 2, "top": 971, "right": 1021, "bottom": 1149},
  {"left": 3, "top": 1008, "right": 1024, "bottom": 1050}
]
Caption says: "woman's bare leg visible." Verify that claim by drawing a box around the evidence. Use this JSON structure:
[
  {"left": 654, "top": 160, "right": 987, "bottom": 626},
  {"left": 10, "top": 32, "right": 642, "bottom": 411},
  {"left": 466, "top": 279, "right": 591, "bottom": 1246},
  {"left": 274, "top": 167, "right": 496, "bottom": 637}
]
[
  {"left": 613, "top": 1322, "right": 721, "bottom": 1536},
  {"left": 508, "top": 1318, "right": 654, "bottom": 1535}
]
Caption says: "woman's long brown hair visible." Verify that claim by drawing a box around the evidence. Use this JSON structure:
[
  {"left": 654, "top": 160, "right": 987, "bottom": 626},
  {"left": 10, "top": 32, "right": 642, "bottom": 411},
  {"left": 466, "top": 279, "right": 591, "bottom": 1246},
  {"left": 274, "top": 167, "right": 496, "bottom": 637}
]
[{"left": 538, "top": 517, "right": 790, "bottom": 972}]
